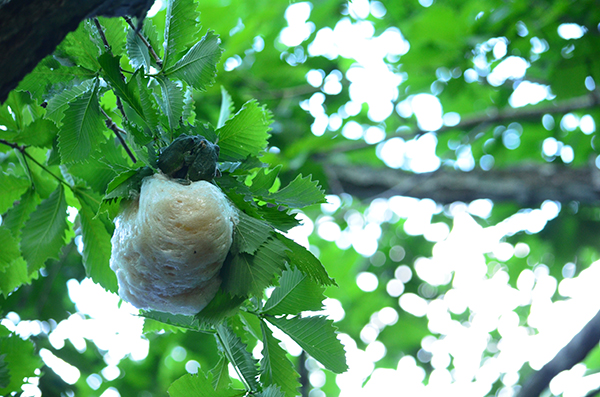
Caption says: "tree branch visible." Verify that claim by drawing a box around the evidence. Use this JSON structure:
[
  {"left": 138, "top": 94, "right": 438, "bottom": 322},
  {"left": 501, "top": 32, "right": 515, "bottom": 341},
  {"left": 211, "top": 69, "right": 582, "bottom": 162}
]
[
  {"left": 517, "top": 308, "right": 600, "bottom": 397},
  {"left": 325, "top": 163, "right": 600, "bottom": 205},
  {"left": 324, "top": 93, "right": 600, "bottom": 155}
]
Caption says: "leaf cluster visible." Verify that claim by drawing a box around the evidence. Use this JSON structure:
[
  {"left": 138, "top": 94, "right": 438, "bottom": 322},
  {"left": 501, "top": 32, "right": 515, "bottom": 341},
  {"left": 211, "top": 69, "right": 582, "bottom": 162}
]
[{"left": 0, "top": 0, "right": 346, "bottom": 395}]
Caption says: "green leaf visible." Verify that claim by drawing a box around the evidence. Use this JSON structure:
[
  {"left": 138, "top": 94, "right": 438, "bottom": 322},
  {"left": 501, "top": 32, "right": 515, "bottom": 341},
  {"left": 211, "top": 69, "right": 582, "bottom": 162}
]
[
  {"left": 104, "top": 166, "right": 154, "bottom": 201},
  {"left": 0, "top": 173, "right": 29, "bottom": 214},
  {"left": 156, "top": 75, "right": 184, "bottom": 131},
  {"left": 141, "top": 310, "right": 200, "bottom": 331},
  {"left": 276, "top": 234, "right": 335, "bottom": 287},
  {"left": 0, "top": 258, "right": 38, "bottom": 298},
  {"left": 74, "top": 188, "right": 117, "bottom": 293},
  {"left": 263, "top": 267, "right": 325, "bottom": 315},
  {"left": 20, "top": 185, "right": 68, "bottom": 273},
  {"left": 0, "top": 227, "right": 21, "bottom": 273},
  {"left": 221, "top": 237, "right": 288, "bottom": 297},
  {"left": 98, "top": 52, "right": 144, "bottom": 118},
  {"left": 135, "top": 73, "right": 161, "bottom": 132},
  {"left": 45, "top": 79, "right": 95, "bottom": 125},
  {"left": 218, "top": 86, "right": 234, "bottom": 129},
  {"left": 260, "top": 320, "right": 301, "bottom": 397},
  {"left": 127, "top": 26, "right": 152, "bottom": 71},
  {"left": 215, "top": 324, "right": 259, "bottom": 391},
  {"left": 16, "top": 56, "right": 95, "bottom": 102},
  {"left": 168, "top": 371, "right": 241, "bottom": 397},
  {"left": 6, "top": 118, "right": 58, "bottom": 148},
  {"left": 258, "top": 385, "right": 286, "bottom": 397},
  {"left": 268, "top": 174, "right": 326, "bottom": 208},
  {"left": 0, "top": 326, "right": 42, "bottom": 396},
  {"left": 217, "top": 100, "right": 272, "bottom": 162},
  {"left": 2, "top": 188, "right": 41, "bottom": 240},
  {"left": 231, "top": 210, "right": 273, "bottom": 255},
  {"left": 163, "top": 0, "right": 200, "bottom": 69},
  {"left": 249, "top": 166, "right": 281, "bottom": 197},
  {"left": 164, "top": 30, "right": 222, "bottom": 91},
  {"left": 209, "top": 357, "right": 231, "bottom": 391},
  {"left": 182, "top": 85, "right": 196, "bottom": 124},
  {"left": 54, "top": 20, "right": 102, "bottom": 71},
  {"left": 255, "top": 205, "right": 300, "bottom": 232},
  {"left": 0, "top": 354, "right": 9, "bottom": 389},
  {"left": 58, "top": 80, "right": 106, "bottom": 163},
  {"left": 195, "top": 291, "right": 245, "bottom": 328},
  {"left": 266, "top": 316, "right": 348, "bottom": 374}
]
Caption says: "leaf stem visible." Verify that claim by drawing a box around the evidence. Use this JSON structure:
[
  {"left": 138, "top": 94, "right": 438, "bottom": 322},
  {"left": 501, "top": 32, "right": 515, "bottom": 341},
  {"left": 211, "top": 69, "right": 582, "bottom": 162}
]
[
  {"left": 0, "top": 139, "right": 71, "bottom": 189},
  {"left": 99, "top": 107, "right": 137, "bottom": 163},
  {"left": 123, "top": 16, "right": 163, "bottom": 68}
]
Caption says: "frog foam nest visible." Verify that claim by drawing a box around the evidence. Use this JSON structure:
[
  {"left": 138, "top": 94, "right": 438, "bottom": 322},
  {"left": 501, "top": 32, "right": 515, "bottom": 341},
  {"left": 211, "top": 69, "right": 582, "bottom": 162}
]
[{"left": 110, "top": 173, "right": 238, "bottom": 315}]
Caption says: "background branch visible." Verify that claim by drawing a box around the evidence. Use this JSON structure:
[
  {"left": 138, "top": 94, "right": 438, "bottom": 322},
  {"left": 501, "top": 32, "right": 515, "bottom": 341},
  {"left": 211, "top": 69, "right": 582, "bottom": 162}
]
[{"left": 517, "top": 308, "right": 600, "bottom": 397}]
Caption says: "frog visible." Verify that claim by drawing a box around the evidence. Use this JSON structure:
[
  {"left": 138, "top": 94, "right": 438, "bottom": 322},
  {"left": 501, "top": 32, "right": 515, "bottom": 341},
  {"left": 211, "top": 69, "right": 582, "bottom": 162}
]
[{"left": 157, "top": 134, "right": 220, "bottom": 182}]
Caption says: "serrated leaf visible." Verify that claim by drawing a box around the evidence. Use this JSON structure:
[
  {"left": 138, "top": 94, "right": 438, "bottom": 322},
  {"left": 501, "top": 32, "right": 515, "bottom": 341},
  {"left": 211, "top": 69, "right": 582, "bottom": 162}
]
[
  {"left": 54, "top": 20, "right": 102, "bottom": 71},
  {"left": 256, "top": 205, "right": 300, "bottom": 232},
  {"left": 276, "top": 234, "right": 335, "bottom": 286},
  {"left": 209, "top": 357, "right": 231, "bottom": 391},
  {"left": 7, "top": 118, "right": 58, "bottom": 148},
  {"left": 218, "top": 86, "right": 234, "bottom": 129},
  {"left": 141, "top": 310, "right": 200, "bottom": 331},
  {"left": 215, "top": 324, "right": 259, "bottom": 391},
  {"left": 249, "top": 166, "right": 281, "bottom": 197},
  {"left": 75, "top": 189, "right": 117, "bottom": 293},
  {"left": 195, "top": 291, "right": 245, "bottom": 328},
  {"left": 216, "top": 100, "right": 271, "bottom": 162},
  {"left": 136, "top": 73, "right": 160, "bottom": 131},
  {"left": 221, "top": 237, "right": 287, "bottom": 297},
  {"left": 0, "top": 327, "right": 42, "bottom": 396},
  {"left": 266, "top": 316, "right": 347, "bottom": 374},
  {"left": 259, "top": 385, "right": 286, "bottom": 397},
  {"left": 0, "top": 173, "right": 29, "bottom": 214},
  {"left": 263, "top": 267, "right": 325, "bottom": 315},
  {"left": 0, "top": 258, "right": 38, "bottom": 298},
  {"left": 20, "top": 185, "right": 68, "bottom": 273},
  {"left": 260, "top": 321, "right": 301, "bottom": 397},
  {"left": 16, "top": 55, "right": 95, "bottom": 102},
  {"left": 58, "top": 81, "right": 106, "bottom": 163},
  {"left": 2, "top": 188, "right": 41, "bottom": 240},
  {"left": 231, "top": 210, "right": 273, "bottom": 255},
  {"left": 163, "top": 0, "right": 200, "bottom": 69},
  {"left": 268, "top": 174, "right": 325, "bottom": 208},
  {"left": 104, "top": 166, "right": 154, "bottom": 200},
  {"left": 45, "top": 80, "right": 95, "bottom": 125},
  {"left": 143, "top": 318, "right": 188, "bottom": 334},
  {"left": 168, "top": 371, "right": 241, "bottom": 397},
  {"left": 127, "top": 27, "right": 152, "bottom": 71},
  {"left": 156, "top": 75, "right": 184, "bottom": 131},
  {"left": 98, "top": 52, "right": 144, "bottom": 118},
  {"left": 164, "top": 30, "right": 222, "bottom": 91},
  {"left": 0, "top": 227, "right": 21, "bottom": 273}
]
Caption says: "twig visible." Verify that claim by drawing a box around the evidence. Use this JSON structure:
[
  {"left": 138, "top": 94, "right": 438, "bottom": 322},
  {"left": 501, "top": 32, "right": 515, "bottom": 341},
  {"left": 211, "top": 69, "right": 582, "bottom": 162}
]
[
  {"left": 0, "top": 139, "right": 71, "bottom": 188},
  {"left": 123, "top": 16, "right": 163, "bottom": 68},
  {"left": 99, "top": 108, "right": 137, "bottom": 163},
  {"left": 92, "top": 17, "right": 110, "bottom": 51}
]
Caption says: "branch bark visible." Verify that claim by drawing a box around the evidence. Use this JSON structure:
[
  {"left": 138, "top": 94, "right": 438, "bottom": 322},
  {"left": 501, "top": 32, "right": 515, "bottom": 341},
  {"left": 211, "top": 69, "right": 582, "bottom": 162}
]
[
  {"left": 325, "top": 163, "right": 600, "bottom": 205},
  {"left": 516, "top": 308, "right": 600, "bottom": 397}
]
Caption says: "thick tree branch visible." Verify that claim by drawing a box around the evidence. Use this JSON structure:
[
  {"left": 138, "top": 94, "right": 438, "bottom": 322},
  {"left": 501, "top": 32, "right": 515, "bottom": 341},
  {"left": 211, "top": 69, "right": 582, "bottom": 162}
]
[
  {"left": 324, "top": 93, "right": 600, "bottom": 155},
  {"left": 516, "top": 308, "right": 600, "bottom": 397},
  {"left": 325, "top": 163, "right": 600, "bottom": 205}
]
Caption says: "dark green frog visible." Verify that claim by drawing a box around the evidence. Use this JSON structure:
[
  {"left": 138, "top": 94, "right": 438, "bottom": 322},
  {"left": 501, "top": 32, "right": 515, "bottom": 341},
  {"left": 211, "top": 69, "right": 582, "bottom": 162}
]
[{"left": 157, "top": 134, "right": 220, "bottom": 181}]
